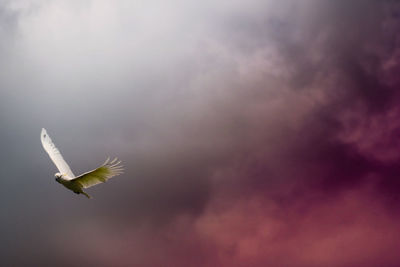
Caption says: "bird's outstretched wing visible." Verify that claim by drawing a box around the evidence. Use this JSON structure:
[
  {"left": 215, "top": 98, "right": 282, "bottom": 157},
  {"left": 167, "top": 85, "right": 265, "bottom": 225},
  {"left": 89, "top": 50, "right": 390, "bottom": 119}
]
[
  {"left": 41, "top": 128, "right": 75, "bottom": 179},
  {"left": 71, "top": 158, "right": 123, "bottom": 189}
]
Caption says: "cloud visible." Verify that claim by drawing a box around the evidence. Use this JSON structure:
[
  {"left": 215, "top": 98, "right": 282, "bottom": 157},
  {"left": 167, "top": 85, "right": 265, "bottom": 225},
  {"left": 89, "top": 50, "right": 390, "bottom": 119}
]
[
  {"left": 1, "top": 0, "right": 400, "bottom": 266},
  {"left": 190, "top": 185, "right": 400, "bottom": 267}
]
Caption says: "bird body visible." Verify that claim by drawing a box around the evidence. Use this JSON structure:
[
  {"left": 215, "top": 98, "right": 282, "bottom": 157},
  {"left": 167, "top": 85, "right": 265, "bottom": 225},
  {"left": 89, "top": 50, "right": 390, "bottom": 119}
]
[
  {"left": 40, "top": 128, "right": 123, "bottom": 198},
  {"left": 55, "top": 175, "right": 91, "bottom": 198}
]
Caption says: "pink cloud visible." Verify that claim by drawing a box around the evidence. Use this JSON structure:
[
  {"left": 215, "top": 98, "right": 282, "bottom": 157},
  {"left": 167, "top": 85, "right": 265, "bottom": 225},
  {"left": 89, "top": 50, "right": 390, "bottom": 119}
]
[
  {"left": 337, "top": 104, "right": 400, "bottom": 163},
  {"left": 190, "top": 185, "right": 400, "bottom": 266}
]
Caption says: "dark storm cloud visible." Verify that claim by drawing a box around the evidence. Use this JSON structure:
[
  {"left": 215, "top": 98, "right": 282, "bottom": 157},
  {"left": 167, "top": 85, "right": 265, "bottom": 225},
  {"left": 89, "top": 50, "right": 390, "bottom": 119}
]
[
  {"left": 1, "top": 0, "right": 400, "bottom": 266},
  {"left": 185, "top": 0, "right": 400, "bottom": 196}
]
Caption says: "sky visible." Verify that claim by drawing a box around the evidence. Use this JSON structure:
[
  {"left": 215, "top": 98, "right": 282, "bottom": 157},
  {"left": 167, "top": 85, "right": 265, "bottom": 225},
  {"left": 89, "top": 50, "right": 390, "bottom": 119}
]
[{"left": 1, "top": 0, "right": 400, "bottom": 266}]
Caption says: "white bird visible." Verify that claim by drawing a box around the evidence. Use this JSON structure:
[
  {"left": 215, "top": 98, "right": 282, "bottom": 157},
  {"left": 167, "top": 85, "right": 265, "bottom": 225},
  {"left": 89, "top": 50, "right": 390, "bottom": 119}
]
[{"left": 40, "top": 128, "right": 123, "bottom": 198}]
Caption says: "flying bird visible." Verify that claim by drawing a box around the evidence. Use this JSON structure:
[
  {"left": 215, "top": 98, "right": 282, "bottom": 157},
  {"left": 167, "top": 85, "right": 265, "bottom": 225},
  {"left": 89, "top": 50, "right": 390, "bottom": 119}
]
[{"left": 40, "top": 128, "right": 123, "bottom": 198}]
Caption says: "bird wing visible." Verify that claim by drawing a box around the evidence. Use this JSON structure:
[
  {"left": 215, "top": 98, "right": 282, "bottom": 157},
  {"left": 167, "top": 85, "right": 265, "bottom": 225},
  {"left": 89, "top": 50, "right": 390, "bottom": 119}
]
[
  {"left": 71, "top": 158, "right": 123, "bottom": 189},
  {"left": 41, "top": 128, "right": 75, "bottom": 179}
]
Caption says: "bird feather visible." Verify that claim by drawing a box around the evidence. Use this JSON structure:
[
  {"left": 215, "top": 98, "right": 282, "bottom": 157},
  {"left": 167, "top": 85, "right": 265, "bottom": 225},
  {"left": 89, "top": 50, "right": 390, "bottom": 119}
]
[
  {"left": 40, "top": 128, "right": 75, "bottom": 179},
  {"left": 71, "top": 157, "right": 124, "bottom": 189}
]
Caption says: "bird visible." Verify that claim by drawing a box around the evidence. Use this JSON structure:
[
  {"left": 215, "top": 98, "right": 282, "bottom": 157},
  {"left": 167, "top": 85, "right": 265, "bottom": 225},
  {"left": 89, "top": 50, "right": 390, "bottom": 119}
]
[{"left": 40, "top": 128, "right": 123, "bottom": 198}]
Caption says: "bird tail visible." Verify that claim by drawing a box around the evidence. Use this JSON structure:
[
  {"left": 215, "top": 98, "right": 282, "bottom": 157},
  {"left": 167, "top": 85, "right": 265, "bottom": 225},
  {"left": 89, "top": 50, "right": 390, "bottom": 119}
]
[{"left": 81, "top": 191, "right": 92, "bottom": 199}]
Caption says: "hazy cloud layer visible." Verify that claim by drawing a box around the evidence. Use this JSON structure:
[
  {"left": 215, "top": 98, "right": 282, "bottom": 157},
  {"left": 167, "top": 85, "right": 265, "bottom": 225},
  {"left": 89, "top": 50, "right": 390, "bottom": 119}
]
[{"left": 1, "top": 0, "right": 400, "bottom": 266}]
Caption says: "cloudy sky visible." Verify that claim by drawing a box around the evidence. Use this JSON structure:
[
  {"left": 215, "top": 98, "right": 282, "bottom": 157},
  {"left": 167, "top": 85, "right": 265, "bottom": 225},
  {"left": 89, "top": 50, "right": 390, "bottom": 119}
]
[{"left": 1, "top": 0, "right": 400, "bottom": 266}]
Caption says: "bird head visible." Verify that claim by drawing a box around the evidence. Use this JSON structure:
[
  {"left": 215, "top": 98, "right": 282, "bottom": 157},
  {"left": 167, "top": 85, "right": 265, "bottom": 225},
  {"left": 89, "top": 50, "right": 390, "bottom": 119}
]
[{"left": 54, "top": 172, "right": 64, "bottom": 183}]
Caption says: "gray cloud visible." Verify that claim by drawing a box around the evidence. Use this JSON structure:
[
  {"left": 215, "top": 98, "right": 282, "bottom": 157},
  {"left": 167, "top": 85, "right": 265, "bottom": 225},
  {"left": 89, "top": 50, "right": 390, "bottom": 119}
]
[{"left": 1, "top": 0, "right": 400, "bottom": 266}]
